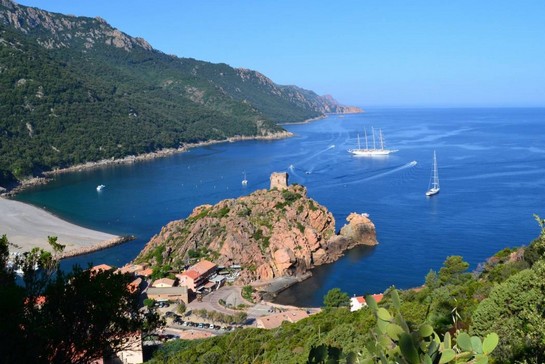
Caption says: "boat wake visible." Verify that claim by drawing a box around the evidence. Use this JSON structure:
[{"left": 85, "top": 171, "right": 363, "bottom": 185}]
[
  {"left": 313, "top": 160, "right": 418, "bottom": 190},
  {"left": 287, "top": 145, "right": 336, "bottom": 179},
  {"left": 361, "top": 160, "right": 417, "bottom": 182}
]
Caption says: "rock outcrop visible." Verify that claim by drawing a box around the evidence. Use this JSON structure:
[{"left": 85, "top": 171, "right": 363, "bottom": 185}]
[
  {"left": 0, "top": 0, "right": 152, "bottom": 51},
  {"left": 135, "top": 181, "right": 377, "bottom": 284}
]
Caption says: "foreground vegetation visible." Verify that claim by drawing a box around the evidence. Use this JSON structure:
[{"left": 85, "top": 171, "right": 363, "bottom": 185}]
[
  {"left": 0, "top": 236, "right": 160, "bottom": 363},
  {"left": 150, "top": 216, "right": 545, "bottom": 363}
]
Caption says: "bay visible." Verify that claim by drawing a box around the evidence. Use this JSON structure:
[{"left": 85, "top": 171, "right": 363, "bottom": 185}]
[{"left": 14, "top": 108, "right": 545, "bottom": 306}]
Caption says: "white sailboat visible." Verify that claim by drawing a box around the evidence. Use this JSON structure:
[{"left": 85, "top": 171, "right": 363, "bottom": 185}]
[
  {"left": 348, "top": 127, "right": 397, "bottom": 156},
  {"left": 96, "top": 184, "right": 105, "bottom": 191},
  {"left": 426, "top": 151, "right": 440, "bottom": 196},
  {"left": 241, "top": 172, "right": 248, "bottom": 186}
]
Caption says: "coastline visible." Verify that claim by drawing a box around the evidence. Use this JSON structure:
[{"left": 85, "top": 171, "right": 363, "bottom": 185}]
[
  {"left": 2, "top": 112, "right": 364, "bottom": 196},
  {"left": 0, "top": 196, "right": 128, "bottom": 257},
  {"left": 277, "top": 115, "right": 326, "bottom": 126},
  {"left": 0, "top": 116, "right": 333, "bottom": 257},
  {"left": 277, "top": 110, "right": 363, "bottom": 126},
  {"left": 251, "top": 273, "right": 313, "bottom": 301},
  {"left": 2, "top": 130, "right": 294, "bottom": 197}
]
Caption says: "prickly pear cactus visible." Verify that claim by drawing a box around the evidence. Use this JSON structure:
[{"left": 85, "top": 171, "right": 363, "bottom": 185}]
[{"left": 361, "top": 289, "right": 499, "bottom": 364}]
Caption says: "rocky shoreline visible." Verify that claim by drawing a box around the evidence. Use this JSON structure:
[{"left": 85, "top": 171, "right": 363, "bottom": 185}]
[
  {"left": 252, "top": 273, "right": 313, "bottom": 301},
  {"left": 61, "top": 235, "right": 136, "bottom": 259},
  {"left": 1, "top": 130, "right": 293, "bottom": 197},
  {"left": 136, "top": 177, "right": 378, "bottom": 284}
]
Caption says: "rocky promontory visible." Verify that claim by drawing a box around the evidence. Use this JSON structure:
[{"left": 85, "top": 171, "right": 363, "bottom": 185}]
[{"left": 135, "top": 173, "right": 377, "bottom": 284}]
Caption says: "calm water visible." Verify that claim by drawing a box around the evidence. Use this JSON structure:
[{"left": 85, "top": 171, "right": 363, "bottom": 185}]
[{"left": 14, "top": 108, "right": 545, "bottom": 306}]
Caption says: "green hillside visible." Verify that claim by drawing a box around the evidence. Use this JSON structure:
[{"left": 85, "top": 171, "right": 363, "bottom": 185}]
[
  {"left": 0, "top": 0, "right": 359, "bottom": 186},
  {"left": 149, "top": 217, "right": 545, "bottom": 364}
]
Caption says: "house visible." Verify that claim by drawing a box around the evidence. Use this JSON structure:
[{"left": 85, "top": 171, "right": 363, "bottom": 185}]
[
  {"left": 177, "top": 270, "right": 200, "bottom": 291},
  {"left": 176, "top": 259, "right": 217, "bottom": 292},
  {"left": 135, "top": 267, "right": 153, "bottom": 278},
  {"left": 128, "top": 278, "right": 143, "bottom": 293},
  {"left": 179, "top": 329, "right": 215, "bottom": 340},
  {"left": 90, "top": 332, "right": 144, "bottom": 364},
  {"left": 114, "top": 332, "right": 143, "bottom": 364},
  {"left": 350, "top": 293, "right": 384, "bottom": 312},
  {"left": 151, "top": 278, "right": 175, "bottom": 288},
  {"left": 118, "top": 263, "right": 147, "bottom": 275},
  {"left": 90, "top": 264, "right": 113, "bottom": 274},
  {"left": 255, "top": 310, "right": 310, "bottom": 330},
  {"left": 146, "top": 286, "right": 189, "bottom": 304},
  {"left": 350, "top": 296, "right": 366, "bottom": 312}
]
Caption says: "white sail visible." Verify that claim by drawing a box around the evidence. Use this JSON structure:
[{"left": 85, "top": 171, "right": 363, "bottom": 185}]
[
  {"left": 348, "top": 127, "right": 398, "bottom": 156},
  {"left": 426, "top": 151, "right": 440, "bottom": 196}
]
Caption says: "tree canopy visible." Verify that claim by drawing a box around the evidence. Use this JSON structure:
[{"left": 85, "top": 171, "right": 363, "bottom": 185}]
[
  {"left": 323, "top": 288, "right": 350, "bottom": 309},
  {"left": 0, "top": 235, "right": 160, "bottom": 363}
]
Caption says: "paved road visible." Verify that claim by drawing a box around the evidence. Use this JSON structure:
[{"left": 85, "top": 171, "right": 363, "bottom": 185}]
[
  {"left": 186, "top": 286, "right": 289, "bottom": 321},
  {"left": 188, "top": 286, "right": 247, "bottom": 315}
]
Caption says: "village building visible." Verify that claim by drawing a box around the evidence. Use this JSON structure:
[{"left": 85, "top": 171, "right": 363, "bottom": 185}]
[
  {"left": 255, "top": 310, "right": 310, "bottom": 330},
  {"left": 146, "top": 286, "right": 189, "bottom": 304},
  {"left": 113, "top": 332, "right": 143, "bottom": 364},
  {"left": 135, "top": 267, "right": 153, "bottom": 278},
  {"left": 151, "top": 277, "right": 175, "bottom": 288},
  {"left": 127, "top": 277, "right": 143, "bottom": 293},
  {"left": 90, "top": 264, "right": 113, "bottom": 274},
  {"left": 118, "top": 263, "right": 147, "bottom": 275},
  {"left": 176, "top": 259, "right": 217, "bottom": 292},
  {"left": 179, "top": 330, "right": 215, "bottom": 340},
  {"left": 350, "top": 293, "right": 384, "bottom": 312}
]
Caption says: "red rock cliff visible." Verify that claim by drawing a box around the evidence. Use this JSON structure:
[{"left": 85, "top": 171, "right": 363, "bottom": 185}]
[{"left": 135, "top": 184, "right": 377, "bottom": 283}]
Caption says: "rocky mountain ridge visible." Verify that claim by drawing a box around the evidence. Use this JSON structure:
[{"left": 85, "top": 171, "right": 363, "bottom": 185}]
[
  {"left": 135, "top": 178, "right": 377, "bottom": 284},
  {"left": 0, "top": 0, "right": 151, "bottom": 51},
  {"left": 0, "top": 0, "right": 361, "bottom": 186}
]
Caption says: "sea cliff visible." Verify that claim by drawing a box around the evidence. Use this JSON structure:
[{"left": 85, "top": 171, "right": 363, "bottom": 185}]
[{"left": 135, "top": 174, "right": 377, "bottom": 284}]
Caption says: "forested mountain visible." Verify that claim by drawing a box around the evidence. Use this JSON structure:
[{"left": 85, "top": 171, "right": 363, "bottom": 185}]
[{"left": 0, "top": 0, "right": 360, "bottom": 186}]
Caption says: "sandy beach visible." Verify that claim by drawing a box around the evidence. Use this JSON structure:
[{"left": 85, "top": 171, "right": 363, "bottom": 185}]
[{"left": 0, "top": 197, "right": 119, "bottom": 255}]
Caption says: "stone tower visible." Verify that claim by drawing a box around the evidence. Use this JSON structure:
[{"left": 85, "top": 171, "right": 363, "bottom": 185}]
[{"left": 270, "top": 172, "right": 289, "bottom": 190}]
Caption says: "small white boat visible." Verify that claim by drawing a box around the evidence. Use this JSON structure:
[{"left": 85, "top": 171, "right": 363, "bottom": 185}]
[
  {"left": 96, "top": 184, "right": 106, "bottom": 191},
  {"left": 241, "top": 172, "right": 248, "bottom": 186},
  {"left": 426, "top": 151, "right": 440, "bottom": 196}
]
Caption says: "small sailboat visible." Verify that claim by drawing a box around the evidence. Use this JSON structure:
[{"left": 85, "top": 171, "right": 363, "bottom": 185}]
[
  {"left": 426, "top": 151, "right": 440, "bottom": 196},
  {"left": 96, "top": 184, "right": 106, "bottom": 191},
  {"left": 241, "top": 172, "right": 248, "bottom": 186}
]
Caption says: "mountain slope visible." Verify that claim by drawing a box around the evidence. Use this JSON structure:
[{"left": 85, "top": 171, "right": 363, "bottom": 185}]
[{"left": 0, "top": 0, "right": 361, "bottom": 186}]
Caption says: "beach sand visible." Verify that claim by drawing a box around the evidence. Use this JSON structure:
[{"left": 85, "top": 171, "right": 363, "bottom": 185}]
[{"left": 0, "top": 197, "right": 118, "bottom": 255}]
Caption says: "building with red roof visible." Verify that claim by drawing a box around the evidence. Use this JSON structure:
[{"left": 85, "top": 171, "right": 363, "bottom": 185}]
[
  {"left": 350, "top": 293, "right": 384, "bottom": 312},
  {"left": 90, "top": 264, "right": 113, "bottom": 275},
  {"left": 256, "top": 310, "right": 310, "bottom": 330},
  {"left": 176, "top": 259, "right": 217, "bottom": 292}
]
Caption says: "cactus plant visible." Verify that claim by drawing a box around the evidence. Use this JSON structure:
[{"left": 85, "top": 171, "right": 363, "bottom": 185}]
[{"left": 361, "top": 289, "right": 498, "bottom": 363}]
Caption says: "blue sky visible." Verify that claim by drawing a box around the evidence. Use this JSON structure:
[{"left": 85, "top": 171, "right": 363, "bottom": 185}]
[{"left": 18, "top": 1, "right": 545, "bottom": 107}]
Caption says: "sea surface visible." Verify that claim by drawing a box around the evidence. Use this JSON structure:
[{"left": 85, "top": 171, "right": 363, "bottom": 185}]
[{"left": 14, "top": 108, "right": 545, "bottom": 307}]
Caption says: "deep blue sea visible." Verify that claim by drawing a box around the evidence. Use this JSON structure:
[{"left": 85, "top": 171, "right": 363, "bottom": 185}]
[{"left": 14, "top": 108, "right": 545, "bottom": 306}]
